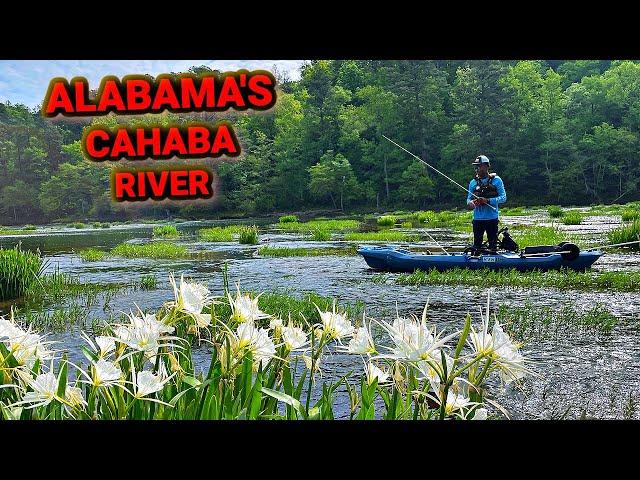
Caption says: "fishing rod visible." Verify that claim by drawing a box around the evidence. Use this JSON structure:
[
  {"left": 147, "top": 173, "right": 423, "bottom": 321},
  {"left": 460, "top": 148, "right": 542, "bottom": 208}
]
[
  {"left": 585, "top": 239, "right": 640, "bottom": 251},
  {"left": 422, "top": 230, "right": 451, "bottom": 256},
  {"left": 381, "top": 134, "right": 497, "bottom": 211}
]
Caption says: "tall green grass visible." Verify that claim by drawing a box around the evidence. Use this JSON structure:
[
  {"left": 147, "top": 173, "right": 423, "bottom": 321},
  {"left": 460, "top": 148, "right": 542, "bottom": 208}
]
[
  {"left": 377, "top": 215, "right": 396, "bottom": 227},
  {"left": 258, "top": 246, "right": 357, "bottom": 257},
  {"left": 199, "top": 225, "right": 246, "bottom": 241},
  {"left": 393, "top": 268, "right": 640, "bottom": 291},
  {"left": 510, "top": 226, "right": 573, "bottom": 247},
  {"left": 344, "top": 231, "right": 417, "bottom": 242},
  {"left": 562, "top": 211, "right": 583, "bottom": 225},
  {"left": 547, "top": 205, "right": 564, "bottom": 218},
  {"left": 0, "top": 246, "right": 43, "bottom": 301},
  {"left": 311, "top": 228, "right": 331, "bottom": 241},
  {"left": 621, "top": 209, "right": 640, "bottom": 222},
  {"left": 153, "top": 225, "right": 180, "bottom": 238},
  {"left": 111, "top": 241, "right": 189, "bottom": 259},
  {"left": 277, "top": 219, "right": 360, "bottom": 233},
  {"left": 239, "top": 226, "right": 259, "bottom": 245},
  {"left": 278, "top": 215, "right": 298, "bottom": 223},
  {"left": 501, "top": 207, "right": 525, "bottom": 216},
  {"left": 79, "top": 248, "right": 106, "bottom": 262},
  {"left": 608, "top": 220, "right": 640, "bottom": 250}
]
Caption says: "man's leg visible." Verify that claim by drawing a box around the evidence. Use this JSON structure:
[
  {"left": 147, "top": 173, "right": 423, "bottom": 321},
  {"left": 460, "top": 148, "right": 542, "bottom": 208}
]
[
  {"left": 487, "top": 218, "right": 499, "bottom": 252},
  {"left": 472, "top": 220, "right": 485, "bottom": 249}
]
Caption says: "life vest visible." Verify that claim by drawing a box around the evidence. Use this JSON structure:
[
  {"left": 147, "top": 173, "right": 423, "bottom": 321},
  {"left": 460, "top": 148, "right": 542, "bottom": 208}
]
[{"left": 473, "top": 173, "right": 498, "bottom": 198}]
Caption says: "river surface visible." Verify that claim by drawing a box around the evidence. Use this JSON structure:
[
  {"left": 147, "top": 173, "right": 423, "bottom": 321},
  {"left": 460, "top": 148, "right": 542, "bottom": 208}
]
[{"left": 2, "top": 214, "right": 639, "bottom": 420}]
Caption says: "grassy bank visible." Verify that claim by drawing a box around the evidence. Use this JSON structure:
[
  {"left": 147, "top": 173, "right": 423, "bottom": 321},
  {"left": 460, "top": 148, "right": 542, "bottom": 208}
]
[{"left": 388, "top": 268, "right": 640, "bottom": 291}]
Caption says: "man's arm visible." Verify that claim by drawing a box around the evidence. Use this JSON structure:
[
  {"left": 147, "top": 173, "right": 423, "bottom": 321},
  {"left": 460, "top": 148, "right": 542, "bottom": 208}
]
[
  {"left": 489, "top": 177, "right": 507, "bottom": 207},
  {"left": 467, "top": 180, "right": 476, "bottom": 206}
]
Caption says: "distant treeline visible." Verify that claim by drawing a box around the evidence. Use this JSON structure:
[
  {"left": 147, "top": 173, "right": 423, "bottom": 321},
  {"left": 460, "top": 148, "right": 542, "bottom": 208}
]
[{"left": 2, "top": 60, "right": 640, "bottom": 224}]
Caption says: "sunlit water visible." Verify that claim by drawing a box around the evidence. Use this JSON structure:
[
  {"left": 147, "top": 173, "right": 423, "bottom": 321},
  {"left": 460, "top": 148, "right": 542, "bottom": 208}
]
[{"left": 2, "top": 214, "right": 639, "bottom": 420}]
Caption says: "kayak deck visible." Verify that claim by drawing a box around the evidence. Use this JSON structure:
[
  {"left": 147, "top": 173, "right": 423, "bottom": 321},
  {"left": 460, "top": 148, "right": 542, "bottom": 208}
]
[{"left": 357, "top": 245, "right": 603, "bottom": 272}]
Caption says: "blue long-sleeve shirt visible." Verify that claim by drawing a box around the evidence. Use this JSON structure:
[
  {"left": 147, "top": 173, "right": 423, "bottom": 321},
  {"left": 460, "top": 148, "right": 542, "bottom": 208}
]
[{"left": 466, "top": 175, "right": 507, "bottom": 220}]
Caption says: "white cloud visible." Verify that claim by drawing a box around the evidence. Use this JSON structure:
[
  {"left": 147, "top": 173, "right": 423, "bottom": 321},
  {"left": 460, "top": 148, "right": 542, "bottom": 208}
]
[{"left": 0, "top": 60, "right": 305, "bottom": 108}]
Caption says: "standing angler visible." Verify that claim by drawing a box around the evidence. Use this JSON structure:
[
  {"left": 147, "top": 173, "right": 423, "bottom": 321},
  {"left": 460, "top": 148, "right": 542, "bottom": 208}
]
[{"left": 466, "top": 155, "right": 507, "bottom": 254}]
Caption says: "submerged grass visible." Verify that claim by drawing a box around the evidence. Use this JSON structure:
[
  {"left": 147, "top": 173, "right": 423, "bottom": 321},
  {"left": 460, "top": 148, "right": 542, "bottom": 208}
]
[
  {"left": 111, "top": 241, "right": 189, "bottom": 259},
  {"left": 497, "top": 302, "right": 618, "bottom": 342},
  {"left": 277, "top": 219, "right": 360, "bottom": 233},
  {"left": 392, "top": 268, "right": 640, "bottom": 291},
  {"left": 258, "top": 245, "right": 357, "bottom": 257},
  {"left": 0, "top": 246, "right": 43, "bottom": 301}
]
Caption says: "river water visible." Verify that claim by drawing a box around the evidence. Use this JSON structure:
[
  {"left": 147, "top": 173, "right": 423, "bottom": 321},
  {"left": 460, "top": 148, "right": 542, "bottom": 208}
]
[{"left": 2, "top": 214, "right": 639, "bottom": 419}]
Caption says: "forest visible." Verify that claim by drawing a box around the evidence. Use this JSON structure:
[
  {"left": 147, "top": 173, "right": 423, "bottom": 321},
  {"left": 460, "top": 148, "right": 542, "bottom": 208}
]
[{"left": 1, "top": 59, "right": 639, "bottom": 224}]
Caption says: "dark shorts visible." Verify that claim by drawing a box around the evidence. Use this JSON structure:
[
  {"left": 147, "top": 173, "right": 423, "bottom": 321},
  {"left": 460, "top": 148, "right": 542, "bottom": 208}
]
[{"left": 473, "top": 218, "right": 499, "bottom": 249}]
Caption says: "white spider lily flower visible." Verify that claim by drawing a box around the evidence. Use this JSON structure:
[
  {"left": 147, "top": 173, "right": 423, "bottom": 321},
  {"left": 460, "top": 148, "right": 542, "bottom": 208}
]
[
  {"left": 15, "top": 372, "right": 59, "bottom": 409},
  {"left": 0, "top": 317, "right": 22, "bottom": 340},
  {"left": 133, "top": 370, "right": 173, "bottom": 398},
  {"left": 377, "top": 304, "right": 458, "bottom": 363},
  {"left": 232, "top": 322, "right": 276, "bottom": 366},
  {"left": 112, "top": 310, "right": 177, "bottom": 360},
  {"left": 343, "top": 321, "right": 376, "bottom": 355},
  {"left": 228, "top": 285, "right": 271, "bottom": 324},
  {"left": 8, "top": 330, "right": 55, "bottom": 368},
  {"left": 443, "top": 391, "right": 473, "bottom": 416},
  {"left": 316, "top": 301, "right": 354, "bottom": 340},
  {"left": 170, "top": 273, "right": 212, "bottom": 314},
  {"left": 64, "top": 386, "right": 87, "bottom": 410},
  {"left": 95, "top": 336, "right": 116, "bottom": 357},
  {"left": 471, "top": 407, "right": 488, "bottom": 420},
  {"left": 417, "top": 350, "right": 454, "bottom": 391},
  {"left": 281, "top": 325, "right": 308, "bottom": 351},
  {"left": 470, "top": 292, "right": 532, "bottom": 383},
  {"left": 91, "top": 359, "right": 122, "bottom": 387},
  {"left": 365, "top": 362, "right": 390, "bottom": 385}
]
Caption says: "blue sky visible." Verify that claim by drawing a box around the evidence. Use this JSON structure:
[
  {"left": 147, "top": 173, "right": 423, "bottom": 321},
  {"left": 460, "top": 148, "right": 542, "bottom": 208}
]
[{"left": 0, "top": 60, "right": 305, "bottom": 108}]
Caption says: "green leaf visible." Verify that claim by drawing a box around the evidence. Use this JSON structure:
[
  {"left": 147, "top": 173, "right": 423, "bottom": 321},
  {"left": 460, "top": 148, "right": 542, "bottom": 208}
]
[
  {"left": 181, "top": 376, "right": 201, "bottom": 388},
  {"left": 56, "top": 355, "right": 68, "bottom": 398},
  {"left": 454, "top": 313, "right": 472, "bottom": 361},
  {"left": 260, "top": 387, "right": 306, "bottom": 418}
]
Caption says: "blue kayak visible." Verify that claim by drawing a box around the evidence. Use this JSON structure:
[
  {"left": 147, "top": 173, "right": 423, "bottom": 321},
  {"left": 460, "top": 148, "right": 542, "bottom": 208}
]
[{"left": 357, "top": 245, "right": 603, "bottom": 272}]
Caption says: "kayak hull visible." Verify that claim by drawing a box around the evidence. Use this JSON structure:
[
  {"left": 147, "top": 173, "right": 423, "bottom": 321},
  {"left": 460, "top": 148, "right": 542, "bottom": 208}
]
[{"left": 357, "top": 245, "right": 603, "bottom": 273}]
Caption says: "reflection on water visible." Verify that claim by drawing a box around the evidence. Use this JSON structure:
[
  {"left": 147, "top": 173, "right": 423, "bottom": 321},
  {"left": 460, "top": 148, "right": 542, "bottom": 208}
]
[{"left": 2, "top": 215, "right": 639, "bottom": 419}]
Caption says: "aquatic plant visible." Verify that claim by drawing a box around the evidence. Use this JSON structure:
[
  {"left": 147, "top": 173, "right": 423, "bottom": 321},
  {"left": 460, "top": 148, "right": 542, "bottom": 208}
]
[
  {"left": 153, "top": 225, "right": 180, "bottom": 239},
  {"left": 278, "top": 215, "right": 298, "bottom": 223},
  {"left": 377, "top": 216, "right": 396, "bottom": 227},
  {"left": 311, "top": 228, "right": 331, "bottom": 241},
  {"left": 257, "top": 246, "right": 357, "bottom": 257},
  {"left": 401, "top": 221, "right": 413, "bottom": 228},
  {"left": 547, "top": 206, "right": 564, "bottom": 218},
  {"left": 510, "top": 225, "right": 572, "bottom": 247},
  {"left": 78, "top": 248, "right": 106, "bottom": 262},
  {"left": 392, "top": 268, "right": 640, "bottom": 291},
  {"left": 496, "top": 302, "right": 618, "bottom": 341},
  {"left": 621, "top": 209, "right": 640, "bottom": 222},
  {"left": 199, "top": 225, "right": 246, "bottom": 242},
  {"left": 562, "top": 211, "right": 583, "bottom": 225},
  {"left": 0, "top": 279, "right": 530, "bottom": 420},
  {"left": 344, "top": 231, "right": 417, "bottom": 242},
  {"left": 111, "top": 241, "right": 189, "bottom": 259},
  {"left": 139, "top": 275, "right": 157, "bottom": 290},
  {"left": 608, "top": 220, "right": 640, "bottom": 250},
  {"left": 501, "top": 207, "right": 526, "bottom": 216},
  {"left": 238, "top": 226, "right": 259, "bottom": 245},
  {"left": 23, "top": 225, "right": 37, "bottom": 231},
  {"left": 0, "top": 246, "right": 43, "bottom": 301},
  {"left": 277, "top": 219, "right": 360, "bottom": 233},
  {"left": 70, "top": 222, "right": 87, "bottom": 229}
]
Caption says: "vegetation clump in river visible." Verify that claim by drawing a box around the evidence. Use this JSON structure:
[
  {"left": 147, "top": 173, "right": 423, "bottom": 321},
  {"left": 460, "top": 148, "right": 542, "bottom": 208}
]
[{"left": 0, "top": 246, "right": 43, "bottom": 301}]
